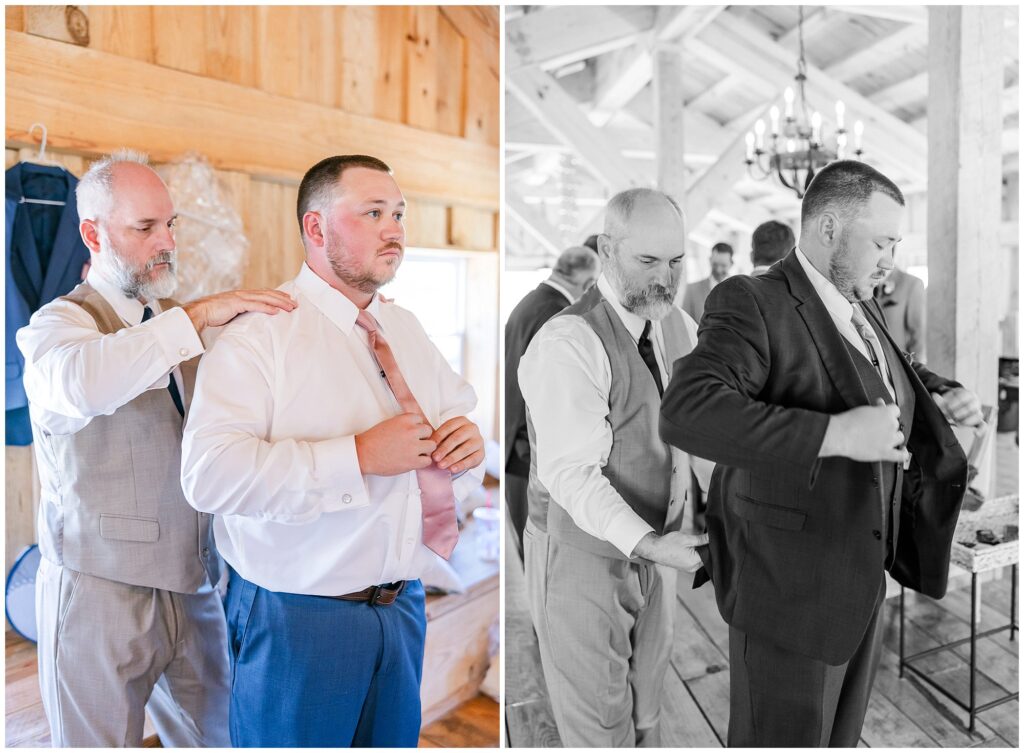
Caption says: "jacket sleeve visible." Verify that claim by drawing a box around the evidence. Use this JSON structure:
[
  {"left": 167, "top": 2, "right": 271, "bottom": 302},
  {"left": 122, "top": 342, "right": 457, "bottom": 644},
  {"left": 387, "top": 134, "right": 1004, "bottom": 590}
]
[{"left": 660, "top": 278, "right": 830, "bottom": 484}]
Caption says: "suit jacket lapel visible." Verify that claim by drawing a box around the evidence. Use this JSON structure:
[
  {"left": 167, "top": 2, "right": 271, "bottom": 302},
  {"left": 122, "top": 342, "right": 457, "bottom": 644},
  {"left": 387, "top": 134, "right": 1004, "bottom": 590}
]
[
  {"left": 781, "top": 251, "right": 869, "bottom": 410},
  {"left": 40, "top": 171, "right": 82, "bottom": 304}
]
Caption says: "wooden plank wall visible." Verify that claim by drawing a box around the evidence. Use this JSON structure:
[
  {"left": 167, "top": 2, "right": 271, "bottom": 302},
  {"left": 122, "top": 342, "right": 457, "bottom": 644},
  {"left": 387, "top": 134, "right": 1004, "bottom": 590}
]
[{"left": 4, "top": 5, "right": 500, "bottom": 574}]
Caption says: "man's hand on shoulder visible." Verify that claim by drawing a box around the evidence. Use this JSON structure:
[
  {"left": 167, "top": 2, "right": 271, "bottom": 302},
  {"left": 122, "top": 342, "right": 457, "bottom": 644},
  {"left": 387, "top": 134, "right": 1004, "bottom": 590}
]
[
  {"left": 431, "top": 416, "right": 485, "bottom": 475},
  {"left": 631, "top": 530, "right": 709, "bottom": 572},
  {"left": 933, "top": 387, "right": 984, "bottom": 428},
  {"left": 183, "top": 290, "right": 297, "bottom": 333}
]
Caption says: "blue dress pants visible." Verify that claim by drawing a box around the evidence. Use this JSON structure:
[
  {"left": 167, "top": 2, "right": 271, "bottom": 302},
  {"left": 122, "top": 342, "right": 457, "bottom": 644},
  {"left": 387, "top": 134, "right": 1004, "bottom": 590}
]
[{"left": 224, "top": 568, "right": 427, "bottom": 747}]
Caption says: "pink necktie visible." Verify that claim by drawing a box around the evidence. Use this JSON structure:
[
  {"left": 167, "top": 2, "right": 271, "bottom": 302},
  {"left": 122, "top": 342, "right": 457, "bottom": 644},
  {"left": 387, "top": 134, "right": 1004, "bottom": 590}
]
[{"left": 355, "top": 309, "right": 459, "bottom": 559}]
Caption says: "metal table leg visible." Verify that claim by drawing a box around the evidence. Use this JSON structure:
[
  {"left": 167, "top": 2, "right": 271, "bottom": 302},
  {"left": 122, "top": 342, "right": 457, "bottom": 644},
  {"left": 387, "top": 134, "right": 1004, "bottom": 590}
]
[
  {"left": 1012, "top": 564, "right": 1018, "bottom": 642},
  {"left": 899, "top": 586, "right": 905, "bottom": 678},
  {"left": 969, "top": 573, "right": 977, "bottom": 734}
]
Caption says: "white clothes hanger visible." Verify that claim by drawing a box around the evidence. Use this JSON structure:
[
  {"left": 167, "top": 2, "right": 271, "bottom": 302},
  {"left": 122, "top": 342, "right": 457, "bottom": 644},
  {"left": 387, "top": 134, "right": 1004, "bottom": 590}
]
[{"left": 20, "top": 123, "right": 68, "bottom": 207}]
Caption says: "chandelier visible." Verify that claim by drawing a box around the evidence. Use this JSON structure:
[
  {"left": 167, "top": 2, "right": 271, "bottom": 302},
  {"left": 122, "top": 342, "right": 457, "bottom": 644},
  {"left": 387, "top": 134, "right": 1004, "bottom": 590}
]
[{"left": 744, "top": 7, "right": 864, "bottom": 198}]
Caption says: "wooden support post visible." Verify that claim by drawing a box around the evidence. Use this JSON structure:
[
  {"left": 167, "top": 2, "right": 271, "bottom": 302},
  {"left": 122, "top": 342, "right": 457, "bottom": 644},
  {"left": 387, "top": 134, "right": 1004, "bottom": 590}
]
[
  {"left": 653, "top": 44, "right": 686, "bottom": 213},
  {"left": 926, "top": 6, "right": 1005, "bottom": 413}
]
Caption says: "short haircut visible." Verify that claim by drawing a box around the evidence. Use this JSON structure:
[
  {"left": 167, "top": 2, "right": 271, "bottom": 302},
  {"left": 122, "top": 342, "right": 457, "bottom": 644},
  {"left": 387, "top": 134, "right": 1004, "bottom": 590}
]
[
  {"left": 553, "top": 245, "right": 599, "bottom": 278},
  {"left": 751, "top": 220, "right": 795, "bottom": 266},
  {"left": 297, "top": 155, "right": 392, "bottom": 236},
  {"left": 711, "top": 242, "right": 734, "bottom": 258},
  {"left": 76, "top": 148, "right": 150, "bottom": 222},
  {"left": 800, "top": 160, "right": 904, "bottom": 230},
  {"left": 582, "top": 234, "right": 600, "bottom": 254},
  {"left": 604, "top": 187, "right": 683, "bottom": 237}
]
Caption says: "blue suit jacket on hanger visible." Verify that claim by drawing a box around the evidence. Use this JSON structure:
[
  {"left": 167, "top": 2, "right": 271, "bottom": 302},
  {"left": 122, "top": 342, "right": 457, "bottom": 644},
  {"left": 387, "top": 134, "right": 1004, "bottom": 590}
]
[{"left": 5, "top": 163, "right": 90, "bottom": 445}]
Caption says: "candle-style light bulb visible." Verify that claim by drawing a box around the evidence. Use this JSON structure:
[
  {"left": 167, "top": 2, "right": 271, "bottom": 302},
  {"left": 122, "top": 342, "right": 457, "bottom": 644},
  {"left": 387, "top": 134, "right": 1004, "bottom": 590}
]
[
  {"left": 854, "top": 120, "right": 864, "bottom": 150},
  {"left": 811, "top": 111, "right": 822, "bottom": 143},
  {"left": 786, "top": 139, "right": 795, "bottom": 154},
  {"left": 836, "top": 132, "right": 847, "bottom": 159},
  {"left": 754, "top": 119, "right": 766, "bottom": 150},
  {"left": 835, "top": 100, "right": 845, "bottom": 130},
  {"left": 745, "top": 132, "right": 755, "bottom": 160},
  {"left": 784, "top": 87, "right": 794, "bottom": 118},
  {"left": 769, "top": 106, "right": 780, "bottom": 136}
]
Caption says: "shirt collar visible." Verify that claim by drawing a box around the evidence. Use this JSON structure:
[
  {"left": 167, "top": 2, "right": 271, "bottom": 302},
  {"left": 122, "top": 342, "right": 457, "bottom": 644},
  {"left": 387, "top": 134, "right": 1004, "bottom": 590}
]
[
  {"left": 596, "top": 273, "right": 648, "bottom": 343},
  {"left": 795, "top": 245, "right": 854, "bottom": 322},
  {"left": 294, "top": 262, "right": 382, "bottom": 334},
  {"left": 540, "top": 278, "right": 574, "bottom": 304},
  {"left": 86, "top": 266, "right": 152, "bottom": 325}
]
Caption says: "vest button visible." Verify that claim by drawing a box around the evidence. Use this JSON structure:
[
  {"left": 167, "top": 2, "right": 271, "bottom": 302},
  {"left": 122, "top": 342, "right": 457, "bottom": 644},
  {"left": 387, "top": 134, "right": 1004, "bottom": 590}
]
[
  {"left": 872, "top": 530, "right": 882, "bottom": 540},
  {"left": 201, "top": 547, "right": 210, "bottom": 558},
  {"left": 872, "top": 476, "right": 879, "bottom": 488}
]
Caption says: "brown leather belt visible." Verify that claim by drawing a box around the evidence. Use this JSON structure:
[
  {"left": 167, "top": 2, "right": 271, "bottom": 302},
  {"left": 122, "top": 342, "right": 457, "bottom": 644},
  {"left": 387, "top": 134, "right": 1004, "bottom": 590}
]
[{"left": 328, "top": 581, "right": 406, "bottom": 606}]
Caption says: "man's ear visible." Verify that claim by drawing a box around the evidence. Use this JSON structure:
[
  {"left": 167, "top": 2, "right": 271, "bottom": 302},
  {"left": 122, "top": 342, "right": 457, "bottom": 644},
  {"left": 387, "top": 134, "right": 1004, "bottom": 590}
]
[
  {"left": 80, "top": 220, "right": 102, "bottom": 254},
  {"left": 302, "top": 211, "right": 326, "bottom": 248},
  {"left": 818, "top": 212, "right": 840, "bottom": 247}
]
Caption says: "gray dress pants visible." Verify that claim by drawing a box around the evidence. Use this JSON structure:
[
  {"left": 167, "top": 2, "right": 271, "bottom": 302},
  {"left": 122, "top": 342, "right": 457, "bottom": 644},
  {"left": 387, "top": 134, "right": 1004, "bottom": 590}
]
[
  {"left": 35, "top": 558, "right": 231, "bottom": 747},
  {"left": 524, "top": 520, "right": 674, "bottom": 747}
]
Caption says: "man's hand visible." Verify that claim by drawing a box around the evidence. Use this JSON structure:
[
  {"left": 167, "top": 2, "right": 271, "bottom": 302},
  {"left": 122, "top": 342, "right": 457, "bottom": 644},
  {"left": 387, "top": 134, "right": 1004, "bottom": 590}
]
[
  {"left": 631, "top": 531, "right": 709, "bottom": 573},
  {"left": 355, "top": 413, "right": 437, "bottom": 476},
  {"left": 431, "top": 416, "right": 485, "bottom": 474},
  {"left": 819, "top": 399, "right": 910, "bottom": 464},
  {"left": 183, "top": 290, "right": 296, "bottom": 332},
  {"left": 933, "top": 388, "right": 984, "bottom": 428}
]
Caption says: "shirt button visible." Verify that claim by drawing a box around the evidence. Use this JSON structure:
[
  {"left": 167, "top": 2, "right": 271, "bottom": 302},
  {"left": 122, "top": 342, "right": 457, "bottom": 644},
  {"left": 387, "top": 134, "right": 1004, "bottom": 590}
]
[
  {"left": 872, "top": 530, "right": 882, "bottom": 540},
  {"left": 179, "top": 347, "right": 189, "bottom": 357},
  {"left": 342, "top": 494, "right": 352, "bottom": 504}
]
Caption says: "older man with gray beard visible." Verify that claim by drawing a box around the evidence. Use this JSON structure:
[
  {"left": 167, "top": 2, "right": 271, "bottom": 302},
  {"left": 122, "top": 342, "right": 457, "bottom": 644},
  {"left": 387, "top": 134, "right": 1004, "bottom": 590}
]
[
  {"left": 518, "top": 188, "right": 708, "bottom": 747},
  {"left": 16, "top": 148, "right": 294, "bottom": 747}
]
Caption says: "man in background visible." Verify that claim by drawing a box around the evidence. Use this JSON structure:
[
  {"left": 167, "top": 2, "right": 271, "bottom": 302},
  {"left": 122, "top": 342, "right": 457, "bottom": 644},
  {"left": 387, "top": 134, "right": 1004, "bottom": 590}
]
[
  {"left": 182, "top": 155, "right": 485, "bottom": 747},
  {"left": 682, "top": 241, "right": 733, "bottom": 322},
  {"left": 520, "top": 188, "right": 707, "bottom": 746},
  {"left": 750, "top": 219, "right": 795, "bottom": 277},
  {"left": 17, "top": 149, "right": 294, "bottom": 747},
  {"left": 875, "top": 262, "right": 926, "bottom": 361},
  {"left": 504, "top": 245, "right": 599, "bottom": 561}
]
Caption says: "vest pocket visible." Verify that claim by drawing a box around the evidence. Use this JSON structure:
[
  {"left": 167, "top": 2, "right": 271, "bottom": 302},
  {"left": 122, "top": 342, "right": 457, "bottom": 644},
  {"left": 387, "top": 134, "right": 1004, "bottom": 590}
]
[
  {"left": 733, "top": 494, "right": 806, "bottom": 531},
  {"left": 98, "top": 514, "right": 160, "bottom": 542}
]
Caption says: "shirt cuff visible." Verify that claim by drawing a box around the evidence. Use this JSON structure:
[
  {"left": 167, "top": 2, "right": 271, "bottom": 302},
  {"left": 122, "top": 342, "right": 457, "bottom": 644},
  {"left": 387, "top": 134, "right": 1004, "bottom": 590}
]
[
  {"left": 311, "top": 435, "right": 371, "bottom": 510},
  {"left": 150, "top": 306, "right": 205, "bottom": 364},
  {"left": 605, "top": 509, "right": 656, "bottom": 559},
  {"left": 452, "top": 462, "right": 485, "bottom": 501}
]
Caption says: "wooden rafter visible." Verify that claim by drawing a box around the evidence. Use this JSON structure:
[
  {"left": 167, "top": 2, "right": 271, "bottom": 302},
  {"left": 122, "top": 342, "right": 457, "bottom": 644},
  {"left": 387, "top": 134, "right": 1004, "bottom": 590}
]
[{"left": 824, "top": 24, "right": 928, "bottom": 82}]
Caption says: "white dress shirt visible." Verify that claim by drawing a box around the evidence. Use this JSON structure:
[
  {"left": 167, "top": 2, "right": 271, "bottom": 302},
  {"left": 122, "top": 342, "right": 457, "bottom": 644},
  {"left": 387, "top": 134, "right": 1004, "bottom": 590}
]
[
  {"left": 180, "top": 263, "right": 482, "bottom": 596},
  {"left": 518, "top": 273, "right": 699, "bottom": 558},
  {"left": 16, "top": 269, "right": 203, "bottom": 437},
  {"left": 795, "top": 247, "right": 896, "bottom": 401}
]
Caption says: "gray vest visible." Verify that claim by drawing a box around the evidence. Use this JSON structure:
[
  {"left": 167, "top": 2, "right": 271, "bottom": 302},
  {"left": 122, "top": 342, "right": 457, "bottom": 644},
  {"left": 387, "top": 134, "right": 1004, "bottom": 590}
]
[
  {"left": 526, "top": 285, "right": 696, "bottom": 560},
  {"left": 32, "top": 284, "right": 216, "bottom": 593}
]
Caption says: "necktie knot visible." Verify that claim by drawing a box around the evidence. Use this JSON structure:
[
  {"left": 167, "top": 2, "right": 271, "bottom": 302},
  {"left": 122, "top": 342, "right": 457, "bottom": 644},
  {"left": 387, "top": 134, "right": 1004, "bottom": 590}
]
[
  {"left": 851, "top": 306, "right": 877, "bottom": 343},
  {"left": 639, "top": 320, "right": 653, "bottom": 343},
  {"left": 355, "top": 309, "right": 379, "bottom": 334},
  {"left": 141, "top": 305, "right": 154, "bottom": 323}
]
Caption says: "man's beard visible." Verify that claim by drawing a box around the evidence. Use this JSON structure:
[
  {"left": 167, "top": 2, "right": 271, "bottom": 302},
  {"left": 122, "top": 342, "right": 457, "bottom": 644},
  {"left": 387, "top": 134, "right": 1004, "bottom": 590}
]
[
  {"left": 326, "top": 238, "right": 402, "bottom": 295},
  {"left": 828, "top": 231, "right": 874, "bottom": 303},
  {"left": 99, "top": 232, "right": 178, "bottom": 301},
  {"left": 605, "top": 255, "right": 678, "bottom": 321}
]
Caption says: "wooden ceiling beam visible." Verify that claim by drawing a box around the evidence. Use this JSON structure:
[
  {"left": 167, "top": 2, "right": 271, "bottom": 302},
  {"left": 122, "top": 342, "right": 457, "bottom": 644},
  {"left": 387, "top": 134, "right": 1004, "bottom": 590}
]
[
  {"left": 506, "top": 6, "right": 656, "bottom": 72},
  {"left": 506, "top": 190, "right": 563, "bottom": 258},
  {"left": 831, "top": 6, "right": 927, "bottom": 25},
  {"left": 869, "top": 71, "right": 929, "bottom": 113},
  {"left": 589, "top": 6, "right": 725, "bottom": 126},
  {"left": 824, "top": 24, "right": 928, "bottom": 82}
]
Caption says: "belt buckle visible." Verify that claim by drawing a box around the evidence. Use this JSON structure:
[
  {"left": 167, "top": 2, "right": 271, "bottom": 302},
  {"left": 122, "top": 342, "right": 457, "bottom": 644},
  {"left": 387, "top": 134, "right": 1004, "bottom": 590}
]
[{"left": 368, "top": 585, "right": 383, "bottom": 606}]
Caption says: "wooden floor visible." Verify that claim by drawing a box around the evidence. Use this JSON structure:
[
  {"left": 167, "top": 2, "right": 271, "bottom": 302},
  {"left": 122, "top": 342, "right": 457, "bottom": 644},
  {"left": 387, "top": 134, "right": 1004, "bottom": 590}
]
[
  {"left": 5, "top": 629, "right": 498, "bottom": 748},
  {"left": 506, "top": 432, "right": 1020, "bottom": 748}
]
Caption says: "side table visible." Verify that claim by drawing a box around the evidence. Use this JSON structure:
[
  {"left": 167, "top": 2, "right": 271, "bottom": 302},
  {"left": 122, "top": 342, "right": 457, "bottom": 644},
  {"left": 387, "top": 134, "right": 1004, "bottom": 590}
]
[{"left": 899, "top": 494, "right": 1019, "bottom": 733}]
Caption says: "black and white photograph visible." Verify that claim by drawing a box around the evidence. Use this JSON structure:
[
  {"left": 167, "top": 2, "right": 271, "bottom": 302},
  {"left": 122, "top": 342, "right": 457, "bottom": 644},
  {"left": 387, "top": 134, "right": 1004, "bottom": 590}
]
[{"left": 504, "top": 4, "right": 1019, "bottom": 748}]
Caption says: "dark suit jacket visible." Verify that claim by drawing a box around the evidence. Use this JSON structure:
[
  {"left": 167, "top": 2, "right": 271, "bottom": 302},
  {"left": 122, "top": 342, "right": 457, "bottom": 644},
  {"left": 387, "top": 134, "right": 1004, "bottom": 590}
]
[
  {"left": 876, "top": 267, "right": 926, "bottom": 362},
  {"left": 505, "top": 282, "right": 572, "bottom": 476},
  {"left": 681, "top": 276, "right": 712, "bottom": 324},
  {"left": 6, "top": 163, "right": 90, "bottom": 445},
  {"left": 660, "top": 251, "right": 968, "bottom": 665}
]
